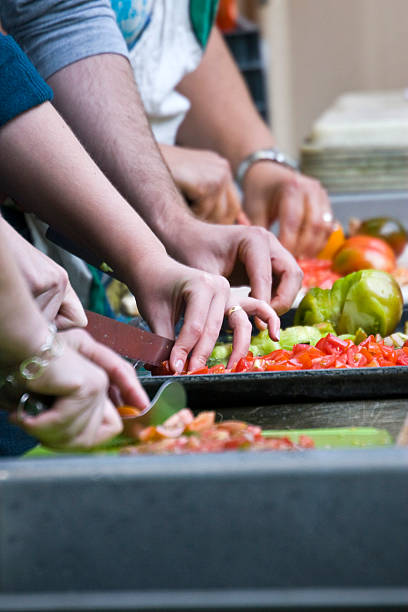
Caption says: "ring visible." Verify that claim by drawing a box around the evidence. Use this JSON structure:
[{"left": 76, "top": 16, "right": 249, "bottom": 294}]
[
  {"left": 227, "top": 305, "right": 243, "bottom": 316},
  {"left": 322, "top": 212, "right": 334, "bottom": 224}
]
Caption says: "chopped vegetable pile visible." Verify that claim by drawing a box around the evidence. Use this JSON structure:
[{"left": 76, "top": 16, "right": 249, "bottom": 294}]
[
  {"left": 120, "top": 409, "right": 314, "bottom": 455},
  {"left": 299, "top": 216, "right": 408, "bottom": 290},
  {"left": 153, "top": 333, "right": 408, "bottom": 376}
]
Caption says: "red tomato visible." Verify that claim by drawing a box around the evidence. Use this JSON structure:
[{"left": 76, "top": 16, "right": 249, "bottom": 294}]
[
  {"left": 332, "top": 235, "right": 396, "bottom": 275},
  {"left": 298, "top": 258, "right": 341, "bottom": 289},
  {"left": 186, "top": 411, "right": 215, "bottom": 433}
]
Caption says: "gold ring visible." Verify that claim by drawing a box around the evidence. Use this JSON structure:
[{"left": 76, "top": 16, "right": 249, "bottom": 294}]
[{"left": 227, "top": 305, "right": 243, "bottom": 316}]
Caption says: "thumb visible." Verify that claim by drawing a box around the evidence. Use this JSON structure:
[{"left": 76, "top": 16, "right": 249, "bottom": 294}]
[{"left": 56, "top": 284, "right": 88, "bottom": 330}]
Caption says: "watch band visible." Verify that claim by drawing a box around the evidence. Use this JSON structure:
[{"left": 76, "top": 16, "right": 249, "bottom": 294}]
[{"left": 236, "top": 148, "right": 298, "bottom": 187}]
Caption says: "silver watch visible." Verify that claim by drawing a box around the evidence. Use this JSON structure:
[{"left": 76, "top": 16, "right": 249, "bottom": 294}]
[{"left": 236, "top": 148, "right": 298, "bottom": 187}]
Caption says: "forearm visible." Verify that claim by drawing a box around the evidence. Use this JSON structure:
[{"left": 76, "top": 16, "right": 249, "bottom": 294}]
[
  {"left": 0, "top": 102, "right": 167, "bottom": 287},
  {"left": 177, "top": 27, "right": 274, "bottom": 173},
  {"left": 47, "top": 54, "right": 198, "bottom": 256}
]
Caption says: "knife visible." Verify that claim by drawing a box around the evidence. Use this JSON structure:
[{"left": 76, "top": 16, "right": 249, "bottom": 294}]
[{"left": 85, "top": 310, "right": 174, "bottom": 367}]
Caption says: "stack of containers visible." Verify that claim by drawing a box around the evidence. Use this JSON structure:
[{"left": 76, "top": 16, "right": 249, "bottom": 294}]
[{"left": 301, "top": 90, "right": 408, "bottom": 193}]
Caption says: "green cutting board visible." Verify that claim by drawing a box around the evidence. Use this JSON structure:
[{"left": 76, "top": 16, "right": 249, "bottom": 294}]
[
  {"left": 24, "top": 427, "right": 393, "bottom": 457},
  {"left": 263, "top": 427, "right": 393, "bottom": 448}
]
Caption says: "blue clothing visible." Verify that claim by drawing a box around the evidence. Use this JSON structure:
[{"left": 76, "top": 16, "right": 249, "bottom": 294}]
[
  {"left": 0, "top": 34, "right": 53, "bottom": 127},
  {"left": 111, "top": 0, "right": 154, "bottom": 50}
]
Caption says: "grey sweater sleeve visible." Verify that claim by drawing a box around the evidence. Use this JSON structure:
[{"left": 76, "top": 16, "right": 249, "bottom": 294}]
[{"left": 0, "top": 0, "right": 129, "bottom": 80}]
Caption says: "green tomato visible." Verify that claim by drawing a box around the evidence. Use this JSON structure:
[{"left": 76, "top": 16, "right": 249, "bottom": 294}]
[{"left": 295, "top": 269, "right": 403, "bottom": 336}]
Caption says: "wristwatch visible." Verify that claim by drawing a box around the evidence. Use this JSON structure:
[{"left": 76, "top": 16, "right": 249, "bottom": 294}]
[{"left": 236, "top": 148, "right": 299, "bottom": 187}]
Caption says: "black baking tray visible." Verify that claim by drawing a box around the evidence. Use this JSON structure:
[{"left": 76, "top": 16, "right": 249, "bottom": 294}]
[{"left": 140, "top": 306, "right": 408, "bottom": 409}]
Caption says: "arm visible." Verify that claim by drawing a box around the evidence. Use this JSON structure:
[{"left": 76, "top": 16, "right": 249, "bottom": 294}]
[
  {"left": 0, "top": 33, "right": 281, "bottom": 371},
  {"left": 177, "top": 27, "right": 333, "bottom": 257},
  {"left": 45, "top": 53, "right": 301, "bottom": 314},
  {"left": 2, "top": 3, "right": 301, "bottom": 315}
]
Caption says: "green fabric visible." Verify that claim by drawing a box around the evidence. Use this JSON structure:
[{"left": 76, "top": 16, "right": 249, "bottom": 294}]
[
  {"left": 189, "top": 0, "right": 219, "bottom": 47},
  {"left": 87, "top": 264, "right": 111, "bottom": 316}
]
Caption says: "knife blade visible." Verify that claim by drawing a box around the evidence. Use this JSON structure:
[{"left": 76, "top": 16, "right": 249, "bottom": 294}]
[{"left": 85, "top": 310, "right": 174, "bottom": 366}]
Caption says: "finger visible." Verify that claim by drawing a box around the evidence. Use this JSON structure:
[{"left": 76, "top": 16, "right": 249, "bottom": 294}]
[
  {"left": 242, "top": 196, "right": 269, "bottom": 228},
  {"left": 190, "top": 188, "right": 225, "bottom": 222},
  {"left": 57, "top": 284, "right": 88, "bottom": 329},
  {"left": 226, "top": 307, "right": 253, "bottom": 369},
  {"left": 277, "top": 190, "right": 305, "bottom": 257},
  {"left": 238, "top": 228, "right": 273, "bottom": 304},
  {"left": 213, "top": 188, "right": 230, "bottom": 224},
  {"left": 187, "top": 290, "right": 227, "bottom": 371},
  {"left": 238, "top": 297, "right": 280, "bottom": 341},
  {"left": 269, "top": 243, "right": 303, "bottom": 315},
  {"left": 295, "top": 188, "right": 333, "bottom": 257},
  {"left": 236, "top": 210, "right": 251, "bottom": 226},
  {"left": 72, "top": 400, "right": 123, "bottom": 449},
  {"left": 65, "top": 329, "right": 150, "bottom": 409},
  {"left": 224, "top": 182, "right": 243, "bottom": 225},
  {"left": 169, "top": 283, "right": 214, "bottom": 373}
]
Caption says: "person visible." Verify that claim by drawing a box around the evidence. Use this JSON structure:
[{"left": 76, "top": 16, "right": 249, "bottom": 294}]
[
  {"left": 110, "top": 0, "right": 333, "bottom": 254},
  {"left": 0, "top": 0, "right": 303, "bottom": 331}
]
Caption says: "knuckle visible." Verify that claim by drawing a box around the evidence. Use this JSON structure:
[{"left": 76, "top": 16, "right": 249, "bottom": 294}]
[
  {"left": 217, "top": 276, "right": 230, "bottom": 294},
  {"left": 205, "top": 321, "right": 222, "bottom": 339},
  {"left": 282, "top": 176, "right": 301, "bottom": 194},
  {"left": 90, "top": 368, "right": 109, "bottom": 393},
  {"left": 249, "top": 226, "right": 270, "bottom": 243},
  {"left": 240, "top": 317, "right": 252, "bottom": 333},
  {"left": 258, "top": 271, "right": 272, "bottom": 288},
  {"left": 218, "top": 157, "right": 232, "bottom": 179},
  {"left": 312, "top": 218, "right": 325, "bottom": 232},
  {"left": 187, "top": 321, "right": 204, "bottom": 339},
  {"left": 198, "top": 272, "right": 216, "bottom": 291}
]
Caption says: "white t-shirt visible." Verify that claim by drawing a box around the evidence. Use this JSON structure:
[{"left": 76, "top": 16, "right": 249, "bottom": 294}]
[{"left": 126, "top": 0, "right": 204, "bottom": 144}]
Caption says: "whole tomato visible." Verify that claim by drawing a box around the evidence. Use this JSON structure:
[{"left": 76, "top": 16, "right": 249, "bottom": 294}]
[
  {"left": 332, "top": 235, "right": 396, "bottom": 275},
  {"left": 356, "top": 217, "right": 408, "bottom": 256}
]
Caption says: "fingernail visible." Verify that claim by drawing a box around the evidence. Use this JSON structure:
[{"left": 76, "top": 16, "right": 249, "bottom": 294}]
[{"left": 175, "top": 359, "right": 184, "bottom": 373}]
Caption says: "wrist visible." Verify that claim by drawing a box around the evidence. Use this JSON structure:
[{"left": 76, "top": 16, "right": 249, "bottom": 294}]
[
  {"left": 0, "top": 313, "right": 52, "bottom": 371},
  {"left": 236, "top": 148, "right": 298, "bottom": 189},
  {"left": 1, "top": 323, "right": 64, "bottom": 389},
  {"left": 156, "top": 213, "right": 207, "bottom": 264}
]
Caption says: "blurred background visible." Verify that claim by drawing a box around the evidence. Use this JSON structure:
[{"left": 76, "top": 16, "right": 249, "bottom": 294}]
[{"left": 230, "top": 0, "right": 408, "bottom": 157}]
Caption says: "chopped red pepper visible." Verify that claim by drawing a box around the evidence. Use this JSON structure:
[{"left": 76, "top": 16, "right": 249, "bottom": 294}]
[{"left": 152, "top": 333, "right": 408, "bottom": 377}]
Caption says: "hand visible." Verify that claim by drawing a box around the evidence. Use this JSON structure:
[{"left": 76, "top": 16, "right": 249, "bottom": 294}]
[
  {"left": 8, "top": 329, "right": 150, "bottom": 450},
  {"left": 3, "top": 220, "right": 87, "bottom": 329},
  {"left": 242, "top": 162, "right": 333, "bottom": 258},
  {"left": 160, "top": 144, "right": 243, "bottom": 224},
  {"left": 130, "top": 255, "right": 280, "bottom": 372},
  {"left": 168, "top": 222, "right": 303, "bottom": 317}
]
